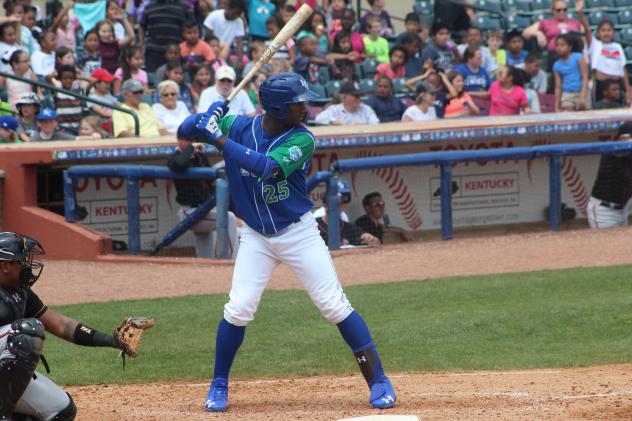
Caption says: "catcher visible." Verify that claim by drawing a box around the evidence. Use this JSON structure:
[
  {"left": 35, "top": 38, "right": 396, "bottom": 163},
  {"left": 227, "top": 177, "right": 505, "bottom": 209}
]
[{"left": 0, "top": 232, "right": 153, "bottom": 421}]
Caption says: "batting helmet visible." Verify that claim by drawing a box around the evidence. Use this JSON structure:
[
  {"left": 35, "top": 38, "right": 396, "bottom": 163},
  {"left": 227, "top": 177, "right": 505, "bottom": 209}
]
[
  {"left": 0, "top": 232, "right": 45, "bottom": 287},
  {"left": 259, "top": 72, "right": 319, "bottom": 119}
]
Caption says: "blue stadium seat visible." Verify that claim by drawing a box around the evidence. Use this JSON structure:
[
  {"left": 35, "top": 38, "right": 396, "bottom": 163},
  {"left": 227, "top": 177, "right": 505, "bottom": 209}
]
[
  {"left": 618, "top": 27, "right": 632, "bottom": 44},
  {"left": 615, "top": 0, "right": 632, "bottom": 7},
  {"left": 393, "top": 78, "right": 409, "bottom": 94},
  {"left": 532, "top": 0, "right": 552, "bottom": 11},
  {"left": 507, "top": 15, "right": 532, "bottom": 29},
  {"left": 325, "top": 80, "right": 343, "bottom": 97},
  {"left": 625, "top": 46, "right": 632, "bottom": 63},
  {"left": 147, "top": 72, "right": 155, "bottom": 88},
  {"left": 354, "top": 63, "right": 364, "bottom": 80},
  {"left": 307, "top": 82, "right": 327, "bottom": 99},
  {"left": 414, "top": 1, "right": 432, "bottom": 15},
  {"left": 588, "top": 11, "right": 618, "bottom": 26},
  {"left": 587, "top": 0, "right": 615, "bottom": 8},
  {"left": 318, "top": 66, "right": 330, "bottom": 84},
  {"left": 515, "top": 0, "right": 533, "bottom": 11},
  {"left": 141, "top": 93, "right": 154, "bottom": 105},
  {"left": 618, "top": 9, "right": 632, "bottom": 25},
  {"left": 530, "top": 12, "right": 552, "bottom": 24},
  {"left": 475, "top": 0, "right": 503, "bottom": 13},
  {"left": 476, "top": 15, "right": 503, "bottom": 30},
  {"left": 361, "top": 59, "right": 378, "bottom": 78},
  {"left": 502, "top": 0, "right": 518, "bottom": 11},
  {"left": 360, "top": 78, "right": 376, "bottom": 94}
]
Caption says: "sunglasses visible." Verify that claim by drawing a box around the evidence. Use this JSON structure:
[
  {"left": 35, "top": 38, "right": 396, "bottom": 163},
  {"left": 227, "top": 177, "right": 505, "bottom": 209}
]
[
  {"left": 130, "top": 90, "right": 144, "bottom": 95},
  {"left": 555, "top": 7, "right": 567, "bottom": 11},
  {"left": 161, "top": 92, "right": 177, "bottom": 97},
  {"left": 218, "top": 78, "right": 233, "bottom": 83}
]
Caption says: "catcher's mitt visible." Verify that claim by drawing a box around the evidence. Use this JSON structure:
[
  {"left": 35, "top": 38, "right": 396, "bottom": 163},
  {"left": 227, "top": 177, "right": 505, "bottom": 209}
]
[{"left": 113, "top": 316, "right": 155, "bottom": 361}]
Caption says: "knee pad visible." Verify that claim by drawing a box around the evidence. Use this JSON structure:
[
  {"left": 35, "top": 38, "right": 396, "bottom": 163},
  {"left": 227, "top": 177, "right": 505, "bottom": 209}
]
[
  {"left": 52, "top": 393, "right": 77, "bottom": 421},
  {"left": 7, "top": 318, "right": 45, "bottom": 365}
]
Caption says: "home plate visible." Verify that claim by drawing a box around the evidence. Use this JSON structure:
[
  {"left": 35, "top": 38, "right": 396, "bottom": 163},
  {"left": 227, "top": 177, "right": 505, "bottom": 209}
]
[{"left": 337, "top": 416, "right": 419, "bottom": 421}]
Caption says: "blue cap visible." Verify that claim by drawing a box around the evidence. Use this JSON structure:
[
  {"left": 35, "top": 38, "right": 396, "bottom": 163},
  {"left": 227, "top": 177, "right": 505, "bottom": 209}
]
[
  {"left": 0, "top": 115, "right": 17, "bottom": 131},
  {"left": 37, "top": 108, "right": 57, "bottom": 121}
]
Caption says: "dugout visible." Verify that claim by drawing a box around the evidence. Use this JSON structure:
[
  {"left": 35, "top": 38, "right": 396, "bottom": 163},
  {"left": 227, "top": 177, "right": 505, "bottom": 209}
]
[{"left": 1, "top": 109, "right": 630, "bottom": 259}]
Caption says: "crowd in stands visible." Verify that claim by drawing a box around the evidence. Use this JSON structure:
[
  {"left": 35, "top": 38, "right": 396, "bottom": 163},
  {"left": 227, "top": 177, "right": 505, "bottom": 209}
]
[{"left": 0, "top": 0, "right": 630, "bottom": 143}]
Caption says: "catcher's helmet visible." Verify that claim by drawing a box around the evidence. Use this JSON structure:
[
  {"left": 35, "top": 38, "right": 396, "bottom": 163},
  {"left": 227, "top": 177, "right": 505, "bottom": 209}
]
[
  {"left": 0, "top": 232, "right": 45, "bottom": 287},
  {"left": 259, "top": 72, "right": 319, "bottom": 119}
]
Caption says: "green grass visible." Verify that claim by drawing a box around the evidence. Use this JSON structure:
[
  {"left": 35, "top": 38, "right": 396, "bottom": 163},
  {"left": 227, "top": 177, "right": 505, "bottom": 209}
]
[{"left": 44, "top": 264, "right": 632, "bottom": 386}]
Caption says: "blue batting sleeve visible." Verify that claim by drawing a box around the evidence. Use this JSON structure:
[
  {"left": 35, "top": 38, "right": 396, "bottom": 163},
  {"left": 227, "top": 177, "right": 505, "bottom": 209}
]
[{"left": 222, "top": 138, "right": 280, "bottom": 179}]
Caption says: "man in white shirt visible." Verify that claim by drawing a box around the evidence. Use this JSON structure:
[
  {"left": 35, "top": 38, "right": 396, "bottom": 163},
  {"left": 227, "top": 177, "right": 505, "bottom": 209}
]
[
  {"left": 314, "top": 81, "right": 380, "bottom": 125},
  {"left": 457, "top": 27, "right": 496, "bottom": 76},
  {"left": 203, "top": 0, "right": 246, "bottom": 60},
  {"left": 198, "top": 65, "right": 256, "bottom": 116}
]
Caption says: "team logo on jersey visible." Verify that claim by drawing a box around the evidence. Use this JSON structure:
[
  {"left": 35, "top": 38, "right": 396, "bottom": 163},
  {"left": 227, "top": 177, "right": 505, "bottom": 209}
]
[{"left": 288, "top": 145, "right": 302, "bottom": 162}]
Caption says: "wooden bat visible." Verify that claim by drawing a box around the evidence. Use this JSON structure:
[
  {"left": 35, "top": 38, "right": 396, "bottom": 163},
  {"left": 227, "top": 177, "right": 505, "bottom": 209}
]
[{"left": 226, "top": 3, "right": 314, "bottom": 102}]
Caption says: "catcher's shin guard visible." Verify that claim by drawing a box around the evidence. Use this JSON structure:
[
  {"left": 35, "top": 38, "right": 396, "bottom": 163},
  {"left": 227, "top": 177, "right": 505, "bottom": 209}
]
[
  {"left": 52, "top": 394, "right": 76, "bottom": 421},
  {"left": 0, "top": 319, "right": 45, "bottom": 417}
]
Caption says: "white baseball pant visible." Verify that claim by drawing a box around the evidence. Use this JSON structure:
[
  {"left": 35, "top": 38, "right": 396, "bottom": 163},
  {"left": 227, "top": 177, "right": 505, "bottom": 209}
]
[
  {"left": 178, "top": 207, "right": 240, "bottom": 259},
  {"left": 586, "top": 197, "right": 630, "bottom": 229}
]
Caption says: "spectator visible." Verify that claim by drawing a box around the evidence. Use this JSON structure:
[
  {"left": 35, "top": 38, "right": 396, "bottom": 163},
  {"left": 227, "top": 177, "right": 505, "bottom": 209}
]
[
  {"left": 433, "top": 0, "right": 474, "bottom": 35},
  {"left": 15, "top": 92, "right": 40, "bottom": 142},
  {"left": 577, "top": 1, "right": 629, "bottom": 105},
  {"left": 190, "top": 63, "right": 213, "bottom": 107},
  {"left": 486, "top": 29, "right": 506, "bottom": 71},
  {"left": 489, "top": 65, "right": 531, "bottom": 115},
  {"left": 297, "top": 10, "right": 328, "bottom": 54},
  {"left": 87, "top": 68, "right": 118, "bottom": 118},
  {"left": 53, "top": 64, "right": 86, "bottom": 135},
  {"left": 270, "top": 57, "right": 291, "bottom": 74},
  {"left": 76, "top": 115, "right": 107, "bottom": 140},
  {"left": 444, "top": 71, "right": 480, "bottom": 118},
  {"left": 0, "top": 22, "right": 20, "bottom": 73},
  {"left": 402, "top": 83, "right": 438, "bottom": 122},
  {"left": 593, "top": 79, "right": 625, "bottom": 110},
  {"left": 1, "top": 50, "right": 37, "bottom": 105},
  {"left": 167, "top": 129, "right": 240, "bottom": 258},
  {"left": 203, "top": 0, "right": 245, "bottom": 61},
  {"left": 139, "top": 0, "right": 194, "bottom": 72},
  {"left": 152, "top": 80, "right": 191, "bottom": 135},
  {"left": 332, "top": 9, "right": 364, "bottom": 62},
  {"left": 198, "top": 65, "right": 256, "bottom": 116},
  {"left": 76, "top": 29, "right": 102, "bottom": 77},
  {"left": 105, "top": 0, "right": 134, "bottom": 46},
  {"left": 515, "top": 66, "right": 541, "bottom": 113},
  {"left": 180, "top": 20, "right": 216, "bottom": 76},
  {"left": 363, "top": 16, "right": 389, "bottom": 64},
  {"left": 427, "top": 72, "right": 449, "bottom": 118},
  {"left": 327, "top": 31, "right": 356, "bottom": 82},
  {"left": 325, "top": 0, "right": 350, "bottom": 35},
  {"left": 457, "top": 27, "right": 496, "bottom": 75},
  {"left": 453, "top": 46, "right": 491, "bottom": 98},
  {"left": 21, "top": 5, "right": 41, "bottom": 41},
  {"left": 5, "top": 1, "right": 36, "bottom": 57},
  {"left": 586, "top": 121, "right": 632, "bottom": 228},
  {"left": 154, "top": 43, "right": 180, "bottom": 86},
  {"left": 315, "top": 81, "right": 379, "bottom": 125},
  {"left": 365, "top": 77, "right": 406, "bottom": 123},
  {"left": 505, "top": 29, "right": 527, "bottom": 67},
  {"left": 53, "top": 46, "right": 75, "bottom": 73},
  {"left": 522, "top": 0, "right": 582, "bottom": 54},
  {"left": 243, "top": 41, "right": 271, "bottom": 76},
  {"left": 127, "top": 0, "right": 151, "bottom": 26},
  {"left": 294, "top": 34, "right": 328, "bottom": 85},
  {"left": 375, "top": 45, "right": 407, "bottom": 80},
  {"left": 396, "top": 12, "right": 421, "bottom": 46},
  {"left": 30, "top": 108, "right": 75, "bottom": 141},
  {"left": 114, "top": 46, "right": 149, "bottom": 95},
  {"left": 359, "top": 0, "right": 393, "bottom": 36},
  {"left": 112, "top": 79, "right": 167, "bottom": 138},
  {"left": 159, "top": 60, "right": 195, "bottom": 112},
  {"left": 247, "top": 72, "right": 266, "bottom": 111},
  {"left": 401, "top": 32, "right": 424, "bottom": 77},
  {"left": 355, "top": 192, "right": 414, "bottom": 244},
  {"left": 49, "top": 0, "right": 78, "bottom": 50},
  {"left": 553, "top": 33, "right": 589, "bottom": 112},
  {"left": 265, "top": 14, "right": 296, "bottom": 63},
  {"left": 282, "top": 3, "right": 297, "bottom": 22},
  {"left": 96, "top": 20, "right": 122, "bottom": 74},
  {"left": 421, "top": 23, "right": 457, "bottom": 73},
  {"left": 520, "top": 52, "right": 548, "bottom": 94},
  {"left": 248, "top": 0, "right": 276, "bottom": 40},
  {"left": 0, "top": 115, "right": 19, "bottom": 143},
  {"left": 316, "top": 181, "right": 380, "bottom": 247},
  {"left": 30, "top": 31, "right": 56, "bottom": 78},
  {"left": 208, "top": 35, "right": 229, "bottom": 71}
]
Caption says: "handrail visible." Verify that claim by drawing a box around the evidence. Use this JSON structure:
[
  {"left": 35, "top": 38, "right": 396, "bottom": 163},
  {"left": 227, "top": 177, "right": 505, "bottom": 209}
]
[{"left": 0, "top": 71, "right": 140, "bottom": 137}]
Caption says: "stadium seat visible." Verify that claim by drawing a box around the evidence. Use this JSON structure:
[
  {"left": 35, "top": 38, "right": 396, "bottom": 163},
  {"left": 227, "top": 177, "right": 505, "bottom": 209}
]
[
  {"left": 141, "top": 93, "right": 154, "bottom": 105},
  {"left": 414, "top": 1, "right": 432, "bottom": 15},
  {"left": 360, "top": 78, "right": 376, "bottom": 94},
  {"left": 476, "top": 15, "right": 502, "bottom": 30},
  {"left": 618, "top": 27, "right": 632, "bottom": 43},
  {"left": 530, "top": 12, "right": 552, "bottom": 24},
  {"left": 502, "top": 0, "right": 518, "bottom": 11},
  {"left": 625, "top": 46, "right": 632, "bottom": 62},
  {"left": 393, "top": 78, "right": 408, "bottom": 93},
  {"left": 515, "top": 0, "right": 533, "bottom": 11},
  {"left": 618, "top": 9, "right": 632, "bottom": 25},
  {"left": 615, "top": 0, "right": 632, "bottom": 7},
  {"left": 325, "top": 80, "right": 343, "bottom": 97},
  {"left": 307, "top": 82, "right": 326, "bottom": 99},
  {"left": 587, "top": 0, "right": 615, "bottom": 8},
  {"left": 474, "top": 0, "right": 503, "bottom": 13},
  {"left": 531, "top": 0, "right": 552, "bottom": 11},
  {"left": 354, "top": 63, "right": 364, "bottom": 80},
  {"left": 147, "top": 72, "right": 155, "bottom": 88},
  {"left": 318, "top": 66, "right": 330, "bottom": 84},
  {"left": 507, "top": 15, "right": 532, "bottom": 29},
  {"left": 588, "top": 11, "right": 618, "bottom": 26},
  {"left": 361, "top": 59, "right": 378, "bottom": 78}
]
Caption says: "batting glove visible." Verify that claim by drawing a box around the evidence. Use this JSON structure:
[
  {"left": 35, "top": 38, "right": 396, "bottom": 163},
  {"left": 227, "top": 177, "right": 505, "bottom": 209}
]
[{"left": 196, "top": 100, "right": 230, "bottom": 144}]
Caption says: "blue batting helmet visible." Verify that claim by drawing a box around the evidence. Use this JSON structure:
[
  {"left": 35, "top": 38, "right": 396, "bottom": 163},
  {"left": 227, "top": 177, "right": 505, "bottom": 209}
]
[{"left": 259, "top": 72, "right": 319, "bottom": 119}]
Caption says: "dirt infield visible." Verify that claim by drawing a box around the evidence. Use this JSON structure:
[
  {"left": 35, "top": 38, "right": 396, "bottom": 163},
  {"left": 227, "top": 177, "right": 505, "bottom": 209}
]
[{"left": 38, "top": 227, "right": 632, "bottom": 420}]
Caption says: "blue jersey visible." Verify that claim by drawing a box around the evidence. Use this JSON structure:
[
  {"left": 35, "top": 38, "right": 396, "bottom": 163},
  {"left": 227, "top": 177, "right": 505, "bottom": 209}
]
[{"left": 219, "top": 114, "right": 315, "bottom": 235}]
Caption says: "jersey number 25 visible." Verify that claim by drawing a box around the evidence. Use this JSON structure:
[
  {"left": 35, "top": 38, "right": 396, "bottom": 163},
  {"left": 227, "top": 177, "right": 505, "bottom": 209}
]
[{"left": 263, "top": 180, "right": 289, "bottom": 204}]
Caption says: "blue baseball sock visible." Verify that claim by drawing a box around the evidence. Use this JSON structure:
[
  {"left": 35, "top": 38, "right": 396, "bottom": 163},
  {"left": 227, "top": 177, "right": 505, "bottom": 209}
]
[
  {"left": 337, "top": 311, "right": 385, "bottom": 387},
  {"left": 213, "top": 318, "right": 245, "bottom": 380}
]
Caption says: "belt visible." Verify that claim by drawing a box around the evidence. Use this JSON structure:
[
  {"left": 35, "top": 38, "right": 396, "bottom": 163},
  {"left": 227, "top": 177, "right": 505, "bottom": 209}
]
[
  {"left": 260, "top": 212, "right": 313, "bottom": 238},
  {"left": 599, "top": 200, "right": 624, "bottom": 210}
]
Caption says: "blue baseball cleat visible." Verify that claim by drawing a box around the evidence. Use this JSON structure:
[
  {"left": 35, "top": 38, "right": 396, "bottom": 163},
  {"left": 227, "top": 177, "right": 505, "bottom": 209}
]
[
  {"left": 204, "top": 377, "right": 228, "bottom": 412},
  {"left": 369, "top": 376, "right": 396, "bottom": 409}
]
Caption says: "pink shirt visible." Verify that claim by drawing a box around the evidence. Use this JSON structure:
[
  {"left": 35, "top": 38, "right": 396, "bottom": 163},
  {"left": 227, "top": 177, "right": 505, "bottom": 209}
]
[
  {"left": 539, "top": 19, "right": 582, "bottom": 52},
  {"left": 488, "top": 81, "right": 528, "bottom": 115},
  {"left": 331, "top": 31, "right": 365, "bottom": 61},
  {"left": 114, "top": 68, "right": 149, "bottom": 85},
  {"left": 375, "top": 63, "right": 405, "bottom": 80}
]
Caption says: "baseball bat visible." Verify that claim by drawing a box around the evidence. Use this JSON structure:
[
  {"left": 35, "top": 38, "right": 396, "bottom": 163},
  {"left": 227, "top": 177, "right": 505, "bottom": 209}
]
[{"left": 226, "top": 3, "right": 314, "bottom": 102}]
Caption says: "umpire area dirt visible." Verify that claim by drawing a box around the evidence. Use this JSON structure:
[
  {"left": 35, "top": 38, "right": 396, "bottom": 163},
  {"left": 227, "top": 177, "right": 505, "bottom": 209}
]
[{"left": 40, "top": 227, "right": 632, "bottom": 420}]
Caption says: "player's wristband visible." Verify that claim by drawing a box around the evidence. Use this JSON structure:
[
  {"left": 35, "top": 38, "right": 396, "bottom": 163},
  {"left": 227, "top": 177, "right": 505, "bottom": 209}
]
[
  {"left": 73, "top": 323, "right": 114, "bottom": 348},
  {"left": 223, "top": 139, "right": 280, "bottom": 179}
]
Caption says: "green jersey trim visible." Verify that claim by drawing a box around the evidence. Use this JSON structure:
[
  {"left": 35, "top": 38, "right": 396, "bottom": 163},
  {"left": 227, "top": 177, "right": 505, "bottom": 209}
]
[
  {"left": 268, "top": 132, "right": 315, "bottom": 179},
  {"left": 218, "top": 115, "right": 237, "bottom": 137}
]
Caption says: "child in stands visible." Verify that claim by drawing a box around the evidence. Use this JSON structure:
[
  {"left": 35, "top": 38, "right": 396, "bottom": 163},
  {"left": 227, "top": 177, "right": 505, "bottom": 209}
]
[
  {"left": 553, "top": 33, "right": 589, "bottom": 111},
  {"left": 114, "top": 46, "right": 149, "bottom": 95}
]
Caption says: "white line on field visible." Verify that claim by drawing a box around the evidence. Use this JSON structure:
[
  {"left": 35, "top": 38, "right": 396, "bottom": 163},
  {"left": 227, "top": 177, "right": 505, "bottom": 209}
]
[
  {"left": 447, "top": 370, "right": 562, "bottom": 376},
  {"left": 411, "top": 388, "right": 632, "bottom": 401}
]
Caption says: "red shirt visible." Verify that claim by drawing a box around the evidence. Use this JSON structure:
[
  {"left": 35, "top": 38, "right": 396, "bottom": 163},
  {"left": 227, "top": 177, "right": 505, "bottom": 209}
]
[
  {"left": 539, "top": 19, "right": 582, "bottom": 52},
  {"left": 488, "top": 81, "right": 528, "bottom": 115},
  {"left": 375, "top": 63, "right": 405, "bottom": 80}
]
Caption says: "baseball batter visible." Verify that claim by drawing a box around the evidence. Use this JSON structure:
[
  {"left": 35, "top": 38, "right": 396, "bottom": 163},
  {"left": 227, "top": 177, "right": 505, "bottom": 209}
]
[
  {"left": 0, "top": 232, "right": 138, "bottom": 421},
  {"left": 587, "top": 121, "right": 632, "bottom": 228},
  {"left": 178, "top": 72, "right": 396, "bottom": 412}
]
